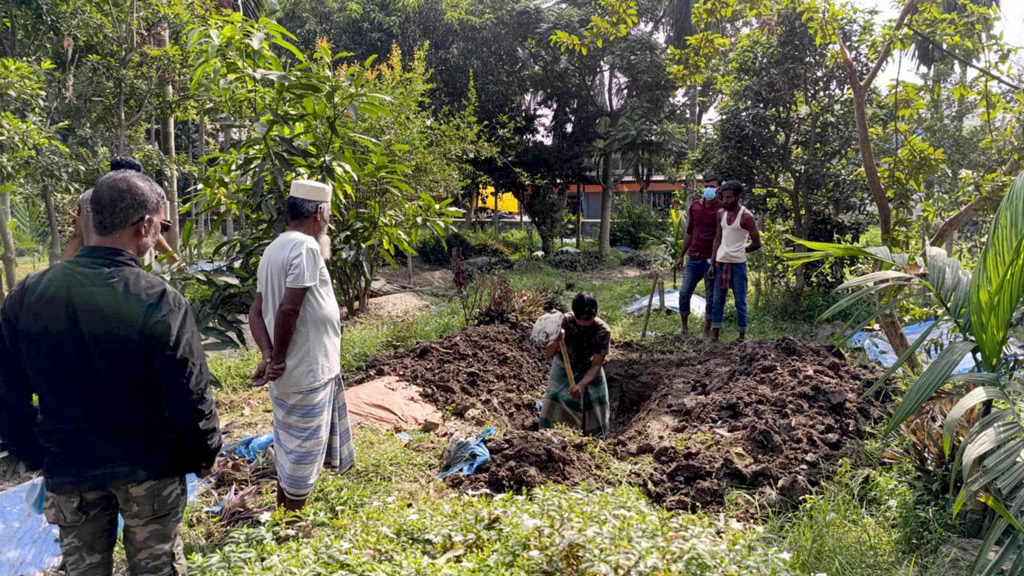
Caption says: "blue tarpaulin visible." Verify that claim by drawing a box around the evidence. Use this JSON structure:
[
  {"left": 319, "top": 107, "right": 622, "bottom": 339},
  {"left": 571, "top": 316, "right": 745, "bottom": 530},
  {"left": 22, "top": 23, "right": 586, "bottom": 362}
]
[
  {"left": 848, "top": 320, "right": 1022, "bottom": 374},
  {"left": 0, "top": 434, "right": 272, "bottom": 576},
  {"left": 625, "top": 289, "right": 707, "bottom": 317},
  {"left": 439, "top": 427, "right": 497, "bottom": 479}
]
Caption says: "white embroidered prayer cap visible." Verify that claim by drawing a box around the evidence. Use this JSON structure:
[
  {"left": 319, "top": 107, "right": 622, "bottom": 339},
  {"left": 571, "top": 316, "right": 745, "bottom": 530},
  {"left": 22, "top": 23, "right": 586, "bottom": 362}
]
[{"left": 289, "top": 179, "right": 332, "bottom": 202}]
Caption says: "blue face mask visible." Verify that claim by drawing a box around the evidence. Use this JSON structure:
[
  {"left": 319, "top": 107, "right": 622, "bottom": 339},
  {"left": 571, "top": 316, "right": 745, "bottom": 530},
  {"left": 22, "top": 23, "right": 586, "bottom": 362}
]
[{"left": 703, "top": 187, "right": 717, "bottom": 200}]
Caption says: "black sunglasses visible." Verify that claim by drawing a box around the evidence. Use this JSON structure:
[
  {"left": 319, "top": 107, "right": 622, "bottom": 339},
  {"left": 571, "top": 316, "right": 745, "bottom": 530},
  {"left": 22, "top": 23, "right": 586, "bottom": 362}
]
[{"left": 132, "top": 214, "right": 171, "bottom": 234}]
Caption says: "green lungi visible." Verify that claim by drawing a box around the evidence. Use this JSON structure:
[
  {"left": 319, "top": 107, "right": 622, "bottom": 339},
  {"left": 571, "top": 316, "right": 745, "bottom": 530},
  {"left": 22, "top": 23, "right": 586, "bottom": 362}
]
[{"left": 539, "top": 356, "right": 610, "bottom": 438}]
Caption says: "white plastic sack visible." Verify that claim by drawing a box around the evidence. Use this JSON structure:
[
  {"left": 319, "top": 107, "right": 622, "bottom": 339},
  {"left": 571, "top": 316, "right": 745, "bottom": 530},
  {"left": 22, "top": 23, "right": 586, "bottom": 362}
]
[{"left": 531, "top": 312, "right": 564, "bottom": 344}]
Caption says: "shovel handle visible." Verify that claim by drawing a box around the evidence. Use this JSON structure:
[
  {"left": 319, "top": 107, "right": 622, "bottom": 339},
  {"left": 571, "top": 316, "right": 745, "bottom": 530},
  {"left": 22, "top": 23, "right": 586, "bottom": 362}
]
[{"left": 558, "top": 339, "right": 578, "bottom": 392}]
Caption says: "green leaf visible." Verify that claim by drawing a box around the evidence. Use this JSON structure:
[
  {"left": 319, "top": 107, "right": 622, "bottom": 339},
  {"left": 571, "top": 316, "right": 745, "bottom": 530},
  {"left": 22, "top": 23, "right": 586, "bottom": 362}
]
[
  {"left": 883, "top": 340, "right": 977, "bottom": 437},
  {"left": 269, "top": 37, "right": 306, "bottom": 62},
  {"left": 970, "top": 173, "right": 1024, "bottom": 371},
  {"left": 821, "top": 279, "right": 911, "bottom": 320},
  {"left": 943, "top": 386, "right": 1006, "bottom": 456}
]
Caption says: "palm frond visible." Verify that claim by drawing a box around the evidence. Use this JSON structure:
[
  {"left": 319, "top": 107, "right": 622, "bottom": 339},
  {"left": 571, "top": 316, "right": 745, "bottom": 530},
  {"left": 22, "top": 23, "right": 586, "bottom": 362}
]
[
  {"left": 970, "top": 173, "right": 1024, "bottom": 371},
  {"left": 883, "top": 340, "right": 977, "bottom": 437},
  {"left": 785, "top": 237, "right": 908, "bottom": 268},
  {"left": 922, "top": 245, "right": 973, "bottom": 334}
]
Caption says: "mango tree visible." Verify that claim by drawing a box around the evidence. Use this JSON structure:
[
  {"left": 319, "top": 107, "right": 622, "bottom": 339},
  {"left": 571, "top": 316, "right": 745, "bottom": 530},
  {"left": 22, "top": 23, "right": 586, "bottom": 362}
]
[
  {"left": 0, "top": 58, "right": 61, "bottom": 301},
  {"left": 187, "top": 14, "right": 458, "bottom": 336}
]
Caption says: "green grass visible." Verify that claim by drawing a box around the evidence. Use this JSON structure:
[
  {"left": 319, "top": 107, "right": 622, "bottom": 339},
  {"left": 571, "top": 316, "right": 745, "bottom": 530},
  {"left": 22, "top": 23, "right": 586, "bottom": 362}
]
[
  {"left": 209, "top": 348, "right": 265, "bottom": 393},
  {"left": 338, "top": 301, "right": 463, "bottom": 372},
  {"left": 185, "top": 426, "right": 799, "bottom": 576},
  {"left": 766, "top": 461, "right": 949, "bottom": 576},
  {"left": 13, "top": 256, "right": 45, "bottom": 284}
]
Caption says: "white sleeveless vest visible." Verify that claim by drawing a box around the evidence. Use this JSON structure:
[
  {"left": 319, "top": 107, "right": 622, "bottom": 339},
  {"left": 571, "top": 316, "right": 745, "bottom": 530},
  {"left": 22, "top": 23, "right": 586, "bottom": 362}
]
[{"left": 717, "top": 206, "right": 751, "bottom": 264}]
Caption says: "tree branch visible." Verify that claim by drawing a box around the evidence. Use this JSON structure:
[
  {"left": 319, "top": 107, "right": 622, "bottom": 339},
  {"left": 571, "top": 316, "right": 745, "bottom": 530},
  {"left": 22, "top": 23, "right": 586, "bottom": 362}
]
[
  {"left": 929, "top": 157, "right": 1022, "bottom": 247},
  {"left": 863, "top": 0, "right": 921, "bottom": 88},
  {"left": 907, "top": 25, "right": 1023, "bottom": 91}
]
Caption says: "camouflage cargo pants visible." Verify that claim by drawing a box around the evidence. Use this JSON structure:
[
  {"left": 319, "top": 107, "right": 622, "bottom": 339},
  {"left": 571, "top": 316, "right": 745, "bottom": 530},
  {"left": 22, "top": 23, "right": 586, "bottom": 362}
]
[{"left": 44, "top": 476, "right": 188, "bottom": 576}]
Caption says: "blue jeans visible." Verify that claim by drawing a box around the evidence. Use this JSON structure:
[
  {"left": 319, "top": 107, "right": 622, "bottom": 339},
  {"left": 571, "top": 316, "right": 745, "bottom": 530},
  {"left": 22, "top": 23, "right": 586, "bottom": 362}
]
[
  {"left": 679, "top": 257, "right": 715, "bottom": 319},
  {"left": 712, "top": 262, "right": 748, "bottom": 331}
]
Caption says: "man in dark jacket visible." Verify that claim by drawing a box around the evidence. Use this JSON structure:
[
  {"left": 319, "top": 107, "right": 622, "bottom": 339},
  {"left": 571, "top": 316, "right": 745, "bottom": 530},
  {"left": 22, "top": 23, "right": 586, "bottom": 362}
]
[{"left": 0, "top": 169, "right": 221, "bottom": 576}]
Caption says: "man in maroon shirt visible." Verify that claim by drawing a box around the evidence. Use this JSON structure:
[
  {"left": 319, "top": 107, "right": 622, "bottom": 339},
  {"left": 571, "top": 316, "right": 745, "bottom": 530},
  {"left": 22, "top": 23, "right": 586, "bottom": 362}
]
[{"left": 676, "top": 173, "right": 723, "bottom": 337}]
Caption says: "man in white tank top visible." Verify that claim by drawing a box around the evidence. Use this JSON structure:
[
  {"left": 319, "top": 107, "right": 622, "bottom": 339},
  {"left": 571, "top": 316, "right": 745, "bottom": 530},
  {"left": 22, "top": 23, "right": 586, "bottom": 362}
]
[{"left": 709, "top": 181, "right": 761, "bottom": 342}]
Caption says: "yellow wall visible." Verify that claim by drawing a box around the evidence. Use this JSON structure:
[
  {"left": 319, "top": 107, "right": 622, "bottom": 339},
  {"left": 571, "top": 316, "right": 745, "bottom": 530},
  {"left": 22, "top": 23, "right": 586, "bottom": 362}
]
[{"left": 478, "top": 186, "right": 519, "bottom": 212}]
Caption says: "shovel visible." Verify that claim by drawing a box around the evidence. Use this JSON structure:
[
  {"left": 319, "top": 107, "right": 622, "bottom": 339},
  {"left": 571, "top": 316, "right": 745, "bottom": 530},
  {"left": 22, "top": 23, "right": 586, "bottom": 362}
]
[{"left": 559, "top": 339, "right": 589, "bottom": 435}]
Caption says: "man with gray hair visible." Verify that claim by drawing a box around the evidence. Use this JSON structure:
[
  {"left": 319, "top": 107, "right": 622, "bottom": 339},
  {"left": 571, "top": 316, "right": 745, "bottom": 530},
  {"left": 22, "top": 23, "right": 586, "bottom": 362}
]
[
  {"left": 249, "top": 179, "right": 355, "bottom": 511},
  {"left": 0, "top": 170, "right": 221, "bottom": 576}
]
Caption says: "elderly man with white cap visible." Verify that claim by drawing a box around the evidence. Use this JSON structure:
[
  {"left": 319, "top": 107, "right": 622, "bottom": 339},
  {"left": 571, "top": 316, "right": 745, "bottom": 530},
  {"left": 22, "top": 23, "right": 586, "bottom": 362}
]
[{"left": 248, "top": 179, "right": 355, "bottom": 510}]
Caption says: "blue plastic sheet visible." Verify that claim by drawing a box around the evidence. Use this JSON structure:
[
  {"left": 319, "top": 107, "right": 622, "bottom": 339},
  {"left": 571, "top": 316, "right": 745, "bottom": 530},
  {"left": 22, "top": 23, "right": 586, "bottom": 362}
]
[
  {"left": 221, "top": 434, "right": 274, "bottom": 461},
  {"left": 625, "top": 289, "right": 707, "bottom": 317},
  {"left": 438, "top": 427, "right": 497, "bottom": 479},
  {"left": 0, "top": 434, "right": 270, "bottom": 576},
  {"left": 0, "top": 478, "right": 61, "bottom": 575},
  {"left": 848, "top": 320, "right": 1022, "bottom": 374}
]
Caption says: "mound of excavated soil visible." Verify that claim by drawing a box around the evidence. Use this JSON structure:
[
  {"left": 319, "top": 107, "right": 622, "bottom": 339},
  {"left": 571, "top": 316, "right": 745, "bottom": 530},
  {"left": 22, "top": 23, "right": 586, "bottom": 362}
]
[
  {"left": 351, "top": 325, "right": 548, "bottom": 431},
  {"left": 445, "top": 430, "right": 597, "bottom": 493},
  {"left": 607, "top": 337, "right": 882, "bottom": 510},
  {"left": 351, "top": 326, "right": 882, "bottom": 510}
]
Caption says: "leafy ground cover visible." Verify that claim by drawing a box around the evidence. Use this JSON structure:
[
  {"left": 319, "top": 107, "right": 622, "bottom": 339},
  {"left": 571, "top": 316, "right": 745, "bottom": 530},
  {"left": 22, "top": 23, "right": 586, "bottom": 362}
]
[{"left": 185, "top": 428, "right": 801, "bottom": 576}]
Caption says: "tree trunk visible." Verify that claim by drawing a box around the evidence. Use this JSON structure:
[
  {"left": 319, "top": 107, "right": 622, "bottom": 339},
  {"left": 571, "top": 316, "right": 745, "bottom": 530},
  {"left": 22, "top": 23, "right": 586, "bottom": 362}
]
[
  {"left": 197, "top": 116, "right": 207, "bottom": 239},
  {"left": 0, "top": 191, "right": 16, "bottom": 301},
  {"left": 43, "top": 182, "right": 61, "bottom": 265},
  {"left": 599, "top": 150, "right": 614, "bottom": 256},
  {"left": 466, "top": 184, "right": 479, "bottom": 230},
  {"left": 850, "top": 87, "right": 894, "bottom": 245},
  {"left": 117, "top": 82, "right": 127, "bottom": 155},
  {"left": 575, "top": 182, "right": 582, "bottom": 250},
  {"left": 6, "top": 0, "right": 17, "bottom": 58},
  {"left": 687, "top": 85, "right": 698, "bottom": 193},
  {"left": 930, "top": 157, "right": 1021, "bottom": 248},
  {"left": 788, "top": 179, "right": 807, "bottom": 292},
  {"left": 220, "top": 117, "right": 234, "bottom": 239},
  {"left": 154, "top": 22, "right": 179, "bottom": 250},
  {"left": 541, "top": 233, "right": 554, "bottom": 255}
]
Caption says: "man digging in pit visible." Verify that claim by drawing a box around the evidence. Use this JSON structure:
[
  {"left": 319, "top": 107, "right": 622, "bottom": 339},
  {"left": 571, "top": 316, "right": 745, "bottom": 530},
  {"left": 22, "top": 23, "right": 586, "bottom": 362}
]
[
  {"left": 249, "top": 179, "right": 355, "bottom": 511},
  {"left": 540, "top": 293, "right": 612, "bottom": 438},
  {"left": 710, "top": 181, "right": 762, "bottom": 342}
]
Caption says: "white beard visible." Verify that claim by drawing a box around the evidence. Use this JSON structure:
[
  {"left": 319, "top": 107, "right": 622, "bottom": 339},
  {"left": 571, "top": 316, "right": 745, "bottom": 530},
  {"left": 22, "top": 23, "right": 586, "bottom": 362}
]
[{"left": 318, "top": 233, "right": 332, "bottom": 261}]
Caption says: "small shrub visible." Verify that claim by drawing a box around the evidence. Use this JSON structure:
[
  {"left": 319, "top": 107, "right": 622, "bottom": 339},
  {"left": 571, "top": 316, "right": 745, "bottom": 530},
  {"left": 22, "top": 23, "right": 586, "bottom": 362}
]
[
  {"left": 622, "top": 250, "right": 666, "bottom": 271},
  {"left": 470, "top": 239, "right": 512, "bottom": 259},
  {"left": 545, "top": 249, "right": 604, "bottom": 272},
  {"left": 476, "top": 275, "right": 563, "bottom": 327},
  {"left": 609, "top": 197, "right": 668, "bottom": 249},
  {"left": 451, "top": 248, "right": 487, "bottom": 326},
  {"left": 418, "top": 232, "right": 472, "bottom": 266}
]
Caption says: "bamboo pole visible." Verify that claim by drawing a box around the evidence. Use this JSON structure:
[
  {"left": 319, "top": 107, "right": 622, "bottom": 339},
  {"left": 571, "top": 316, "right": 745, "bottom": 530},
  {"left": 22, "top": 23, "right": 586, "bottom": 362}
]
[{"left": 641, "top": 273, "right": 659, "bottom": 339}]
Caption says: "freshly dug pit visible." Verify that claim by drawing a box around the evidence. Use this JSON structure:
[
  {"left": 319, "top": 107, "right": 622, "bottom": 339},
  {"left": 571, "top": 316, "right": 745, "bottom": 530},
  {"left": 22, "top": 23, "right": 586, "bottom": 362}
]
[
  {"left": 606, "top": 337, "right": 882, "bottom": 510},
  {"left": 351, "top": 326, "right": 882, "bottom": 510}
]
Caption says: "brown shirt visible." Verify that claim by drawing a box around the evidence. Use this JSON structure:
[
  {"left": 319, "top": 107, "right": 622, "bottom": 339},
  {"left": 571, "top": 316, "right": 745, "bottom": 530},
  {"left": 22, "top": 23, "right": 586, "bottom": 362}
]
[{"left": 561, "top": 313, "right": 612, "bottom": 374}]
